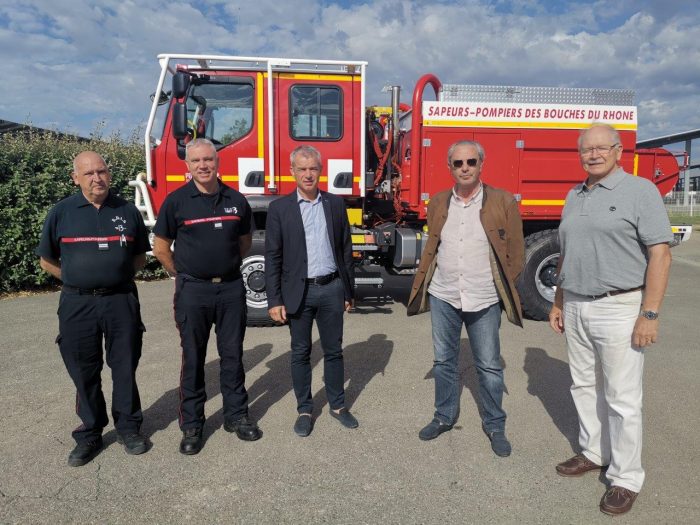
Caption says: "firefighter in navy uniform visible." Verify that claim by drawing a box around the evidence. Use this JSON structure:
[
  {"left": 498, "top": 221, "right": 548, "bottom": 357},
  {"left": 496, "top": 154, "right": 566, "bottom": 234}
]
[
  {"left": 152, "top": 138, "right": 261, "bottom": 455},
  {"left": 37, "top": 151, "right": 151, "bottom": 467}
]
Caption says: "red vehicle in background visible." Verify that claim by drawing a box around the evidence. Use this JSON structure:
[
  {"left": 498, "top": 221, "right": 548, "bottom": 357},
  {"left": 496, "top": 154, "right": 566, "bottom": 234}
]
[{"left": 130, "top": 54, "right": 688, "bottom": 325}]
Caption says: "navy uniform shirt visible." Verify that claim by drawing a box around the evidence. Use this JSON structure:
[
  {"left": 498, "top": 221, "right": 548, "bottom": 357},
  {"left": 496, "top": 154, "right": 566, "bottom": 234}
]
[
  {"left": 153, "top": 180, "right": 252, "bottom": 279},
  {"left": 36, "top": 190, "right": 150, "bottom": 289}
]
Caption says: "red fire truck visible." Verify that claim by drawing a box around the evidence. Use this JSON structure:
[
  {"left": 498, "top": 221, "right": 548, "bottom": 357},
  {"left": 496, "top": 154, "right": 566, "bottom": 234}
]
[{"left": 130, "top": 54, "right": 687, "bottom": 325}]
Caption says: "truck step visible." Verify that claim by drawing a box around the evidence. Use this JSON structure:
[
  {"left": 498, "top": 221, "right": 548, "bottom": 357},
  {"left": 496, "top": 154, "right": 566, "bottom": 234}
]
[{"left": 354, "top": 269, "right": 385, "bottom": 288}]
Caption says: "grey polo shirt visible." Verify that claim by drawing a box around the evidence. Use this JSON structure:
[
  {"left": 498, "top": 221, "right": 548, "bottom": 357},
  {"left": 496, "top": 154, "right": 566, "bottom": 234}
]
[{"left": 557, "top": 169, "right": 672, "bottom": 296}]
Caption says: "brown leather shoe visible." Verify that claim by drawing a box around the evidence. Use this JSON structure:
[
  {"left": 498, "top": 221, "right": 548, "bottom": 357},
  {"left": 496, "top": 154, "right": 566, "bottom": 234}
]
[
  {"left": 555, "top": 454, "right": 605, "bottom": 477},
  {"left": 600, "top": 486, "right": 638, "bottom": 515}
]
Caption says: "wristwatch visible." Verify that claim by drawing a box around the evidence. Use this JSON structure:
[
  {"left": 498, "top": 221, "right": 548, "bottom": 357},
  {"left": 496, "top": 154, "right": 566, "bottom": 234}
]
[{"left": 640, "top": 310, "right": 659, "bottom": 320}]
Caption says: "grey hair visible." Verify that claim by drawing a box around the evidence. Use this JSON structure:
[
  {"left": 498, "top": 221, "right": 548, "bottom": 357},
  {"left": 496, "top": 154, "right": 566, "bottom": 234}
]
[
  {"left": 578, "top": 123, "right": 621, "bottom": 150},
  {"left": 290, "top": 145, "right": 322, "bottom": 167},
  {"left": 185, "top": 138, "right": 217, "bottom": 160},
  {"left": 447, "top": 140, "right": 485, "bottom": 165}
]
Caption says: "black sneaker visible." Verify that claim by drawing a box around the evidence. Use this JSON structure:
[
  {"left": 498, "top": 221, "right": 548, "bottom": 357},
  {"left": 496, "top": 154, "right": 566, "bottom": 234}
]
[
  {"left": 67, "top": 437, "right": 103, "bottom": 467},
  {"left": 117, "top": 432, "right": 150, "bottom": 455},
  {"left": 224, "top": 415, "right": 262, "bottom": 441}
]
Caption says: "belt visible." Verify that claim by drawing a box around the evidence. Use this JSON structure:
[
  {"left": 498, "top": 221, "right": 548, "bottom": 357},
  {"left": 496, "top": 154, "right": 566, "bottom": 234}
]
[
  {"left": 588, "top": 286, "right": 644, "bottom": 301},
  {"left": 178, "top": 273, "right": 241, "bottom": 284},
  {"left": 63, "top": 283, "right": 134, "bottom": 296},
  {"left": 306, "top": 271, "right": 339, "bottom": 286}
]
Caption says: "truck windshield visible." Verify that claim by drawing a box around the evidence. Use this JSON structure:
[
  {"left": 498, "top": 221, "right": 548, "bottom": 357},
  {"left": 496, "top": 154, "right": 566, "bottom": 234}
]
[{"left": 186, "top": 80, "right": 254, "bottom": 146}]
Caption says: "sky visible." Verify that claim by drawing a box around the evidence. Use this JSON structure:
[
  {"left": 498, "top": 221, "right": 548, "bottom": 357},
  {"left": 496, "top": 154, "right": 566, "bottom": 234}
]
[{"left": 1, "top": 0, "right": 699, "bottom": 145}]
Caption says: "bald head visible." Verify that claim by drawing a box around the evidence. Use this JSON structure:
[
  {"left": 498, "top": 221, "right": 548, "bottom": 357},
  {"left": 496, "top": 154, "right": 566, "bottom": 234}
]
[
  {"left": 73, "top": 151, "right": 107, "bottom": 173},
  {"left": 578, "top": 123, "right": 620, "bottom": 151}
]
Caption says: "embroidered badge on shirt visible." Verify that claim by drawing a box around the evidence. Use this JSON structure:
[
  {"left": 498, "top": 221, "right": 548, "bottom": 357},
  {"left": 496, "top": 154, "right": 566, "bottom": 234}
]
[{"left": 112, "top": 216, "right": 127, "bottom": 233}]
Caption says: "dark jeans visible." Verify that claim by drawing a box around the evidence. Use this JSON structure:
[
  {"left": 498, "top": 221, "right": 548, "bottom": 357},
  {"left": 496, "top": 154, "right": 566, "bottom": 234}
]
[
  {"left": 288, "top": 277, "right": 345, "bottom": 414},
  {"left": 174, "top": 276, "right": 248, "bottom": 430},
  {"left": 429, "top": 295, "right": 506, "bottom": 432},
  {"left": 57, "top": 287, "right": 144, "bottom": 444}
]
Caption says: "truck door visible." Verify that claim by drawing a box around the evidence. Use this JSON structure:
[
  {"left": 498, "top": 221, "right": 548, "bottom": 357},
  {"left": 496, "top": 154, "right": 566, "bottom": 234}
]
[
  {"left": 474, "top": 132, "right": 521, "bottom": 195},
  {"left": 273, "top": 73, "right": 359, "bottom": 196},
  {"left": 166, "top": 72, "right": 264, "bottom": 195}
]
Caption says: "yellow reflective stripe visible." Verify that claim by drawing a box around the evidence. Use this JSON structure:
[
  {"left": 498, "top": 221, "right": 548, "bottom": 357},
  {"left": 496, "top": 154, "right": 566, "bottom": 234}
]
[
  {"left": 633, "top": 153, "right": 639, "bottom": 176},
  {"left": 279, "top": 176, "right": 329, "bottom": 182},
  {"left": 167, "top": 175, "right": 243, "bottom": 182},
  {"left": 521, "top": 199, "right": 566, "bottom": 206},
  {"left": 424, "top": 120, "right": 637, "bottom": 130},
  {"left": 168, "top": 174, "right": 350, "bottom": 184},
  {"left": 257, "top": 73, "right": 264, "bottom": 159},
  {"left": 276, "top": 73, "right": 359, "bottom": 81},
  {"left": 351, "top": 234, "right": 365, "bottom": 243}
]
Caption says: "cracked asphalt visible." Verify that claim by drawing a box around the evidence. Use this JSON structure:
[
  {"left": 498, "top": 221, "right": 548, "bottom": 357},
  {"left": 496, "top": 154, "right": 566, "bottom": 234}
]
[{"left": 1, "top": 234, "right": 699, "bottom": 524}]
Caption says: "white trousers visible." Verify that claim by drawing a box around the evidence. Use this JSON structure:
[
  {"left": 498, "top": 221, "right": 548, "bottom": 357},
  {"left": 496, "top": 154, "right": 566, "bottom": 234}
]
[{"left": 563, "top": 290, "right": 645, "bottom": 492}]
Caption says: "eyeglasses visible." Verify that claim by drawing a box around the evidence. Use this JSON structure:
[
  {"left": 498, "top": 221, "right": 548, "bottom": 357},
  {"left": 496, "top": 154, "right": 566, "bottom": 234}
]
[
  {"left": 451, "top": 158, "right": 478, "bottom": 169},
  {"left": 579, "top": 144, "right": 619, "bottom": 156}
]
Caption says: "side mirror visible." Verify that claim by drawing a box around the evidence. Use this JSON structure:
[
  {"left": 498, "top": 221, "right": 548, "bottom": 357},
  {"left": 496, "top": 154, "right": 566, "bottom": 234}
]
[
  {"left": 172, "top": 72, "right": 190, "bottom": 99},
  {"left": 172, "top": 102, "right": 188, "bottom": 140}
]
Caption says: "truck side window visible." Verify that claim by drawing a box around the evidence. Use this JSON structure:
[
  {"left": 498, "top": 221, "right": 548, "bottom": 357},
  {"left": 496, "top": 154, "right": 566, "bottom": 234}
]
[
  {"left": 186, "top": 81, "right": 254, "bottom": 146},
  {"left": 290, "top": 85, "right": 342, "bottom": 140}
]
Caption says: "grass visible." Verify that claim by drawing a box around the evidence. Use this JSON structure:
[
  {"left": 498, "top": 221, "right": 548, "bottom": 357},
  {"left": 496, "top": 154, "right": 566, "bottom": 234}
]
[{"left": 668, "top": 215, "right": 700, "bottom": 227}]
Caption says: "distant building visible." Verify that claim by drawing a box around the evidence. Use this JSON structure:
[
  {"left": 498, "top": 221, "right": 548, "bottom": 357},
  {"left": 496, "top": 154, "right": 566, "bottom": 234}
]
[{"left": 0, "top": 119, "right": 88, "bottom": 141}]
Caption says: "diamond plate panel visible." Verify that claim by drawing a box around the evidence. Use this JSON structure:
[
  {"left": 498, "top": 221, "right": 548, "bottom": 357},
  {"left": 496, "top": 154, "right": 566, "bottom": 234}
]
[{"left": 440, "top": 84, "right": 635, "bottom": 106}]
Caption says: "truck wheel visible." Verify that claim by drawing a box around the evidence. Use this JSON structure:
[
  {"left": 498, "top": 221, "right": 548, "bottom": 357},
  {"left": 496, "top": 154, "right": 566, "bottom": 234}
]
[
  {"left": 241, "top": 234, "right": 274, "bottom": 327},
  {"left": 516, "top": 229, "right": 560, "bottom": 321}
]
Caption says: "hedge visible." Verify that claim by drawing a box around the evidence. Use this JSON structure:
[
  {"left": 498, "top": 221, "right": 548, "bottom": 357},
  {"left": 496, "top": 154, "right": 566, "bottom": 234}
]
[{"left": 0, "top": 128, "right": 166, "bottom": 293}]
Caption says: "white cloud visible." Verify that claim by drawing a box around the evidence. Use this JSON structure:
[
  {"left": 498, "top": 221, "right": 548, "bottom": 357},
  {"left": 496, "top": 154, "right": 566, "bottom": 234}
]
[{"left": 1, "top": 0, "right": 698, "bottom": 143}]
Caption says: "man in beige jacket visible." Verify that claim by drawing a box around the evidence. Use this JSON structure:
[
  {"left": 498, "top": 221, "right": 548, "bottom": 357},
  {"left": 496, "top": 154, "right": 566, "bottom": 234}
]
[{"left": 408, "top": 140, "right": 524, "bottom": 456}]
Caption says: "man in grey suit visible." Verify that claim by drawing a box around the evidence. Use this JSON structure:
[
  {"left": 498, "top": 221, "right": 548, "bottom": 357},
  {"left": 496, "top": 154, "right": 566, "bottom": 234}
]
[{"left": 265, "top": 145, "right": 357, "bottom": 437}]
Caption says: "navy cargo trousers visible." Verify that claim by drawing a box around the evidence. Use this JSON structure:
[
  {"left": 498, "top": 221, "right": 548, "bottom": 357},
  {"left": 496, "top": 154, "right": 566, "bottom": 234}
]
[
  {"left": 57, "top": 284, "right": 145, "bottom": 444},
  {"left": 174, "top": 275, "right": 249, "bottom": 430}
]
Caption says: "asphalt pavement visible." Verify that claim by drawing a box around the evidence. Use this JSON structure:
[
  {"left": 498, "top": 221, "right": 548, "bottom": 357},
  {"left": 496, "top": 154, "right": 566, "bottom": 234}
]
[{"left": 1, "top": 235, "right": 699, "bottom": 524}]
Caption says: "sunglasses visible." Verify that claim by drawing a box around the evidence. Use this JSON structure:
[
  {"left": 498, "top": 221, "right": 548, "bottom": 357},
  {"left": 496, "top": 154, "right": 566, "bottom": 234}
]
[{"left": 451, "top": 158, "right": 478, "bottom": 169}]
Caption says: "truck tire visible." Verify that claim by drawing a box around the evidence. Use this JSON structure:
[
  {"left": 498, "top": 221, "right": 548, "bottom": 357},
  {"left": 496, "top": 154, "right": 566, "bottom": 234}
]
[
  {"left": 516, "top": 229, "right": 560, "bottom": 321},
  {"left": 241, "top": 234, "right": 274, "bottom": 327}
]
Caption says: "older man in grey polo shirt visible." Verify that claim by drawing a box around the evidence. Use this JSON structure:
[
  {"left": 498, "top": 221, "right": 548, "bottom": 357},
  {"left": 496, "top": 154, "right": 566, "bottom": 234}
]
[{"left": 549, "top": 123, "right": 672, "bottom": 516}]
